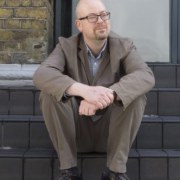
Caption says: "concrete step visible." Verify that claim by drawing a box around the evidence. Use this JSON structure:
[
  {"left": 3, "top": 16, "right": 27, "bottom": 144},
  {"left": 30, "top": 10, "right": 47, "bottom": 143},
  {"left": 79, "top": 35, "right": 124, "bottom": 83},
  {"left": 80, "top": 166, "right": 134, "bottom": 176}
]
[
  {"left": 0, "top": 87, "right": 180, "bottom": 116},
  {"left": 0, "top": 115, "right": 180, "bottom": 150},
  {"left": 0, "top": 148, "right": 179, "bottom": 180},
  {"left": 136, "top": 116, "right": 180, "bottom": 149},
  {"left": 148, "top": 63, "right": 180, "bottom": 88},
  {"left": 146, "top": 88, "right": 180, "bottom": 116},
  {"left": 0, "top": 115, "right": 180, "bottom": 180}
]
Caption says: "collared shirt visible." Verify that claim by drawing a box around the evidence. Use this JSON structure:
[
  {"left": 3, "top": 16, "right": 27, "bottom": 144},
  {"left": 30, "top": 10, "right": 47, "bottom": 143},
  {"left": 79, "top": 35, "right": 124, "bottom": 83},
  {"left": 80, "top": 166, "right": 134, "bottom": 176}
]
[{"left": 85, "top": 40, "right": 107, "bottom": 77}]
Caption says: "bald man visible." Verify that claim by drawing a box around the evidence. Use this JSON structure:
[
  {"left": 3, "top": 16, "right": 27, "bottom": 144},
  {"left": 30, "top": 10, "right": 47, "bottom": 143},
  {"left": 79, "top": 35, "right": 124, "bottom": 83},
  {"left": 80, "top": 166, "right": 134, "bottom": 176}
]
[{"left": 33, "top": 0, "right": 155, "bottom": 179}]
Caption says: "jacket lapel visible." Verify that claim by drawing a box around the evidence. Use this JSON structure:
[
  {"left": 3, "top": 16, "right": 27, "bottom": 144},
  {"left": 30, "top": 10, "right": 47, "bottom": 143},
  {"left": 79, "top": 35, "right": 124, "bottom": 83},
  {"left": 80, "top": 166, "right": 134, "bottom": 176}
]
[
  {"left": 78, "top": 37, "right": 93, "bottom": 84},
  {"left": 108, "top": 34, "right": 124, "bottom": 76}
]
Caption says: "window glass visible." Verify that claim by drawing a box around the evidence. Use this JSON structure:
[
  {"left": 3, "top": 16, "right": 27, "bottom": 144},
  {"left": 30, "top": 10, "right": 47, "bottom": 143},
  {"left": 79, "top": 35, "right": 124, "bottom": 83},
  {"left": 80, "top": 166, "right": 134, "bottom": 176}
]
[
  {"left": 72, "top": 0, "right": 170, "bottom": 62},
  {"left": 72, "top": 0, "right": 79, "bottom": 34}
]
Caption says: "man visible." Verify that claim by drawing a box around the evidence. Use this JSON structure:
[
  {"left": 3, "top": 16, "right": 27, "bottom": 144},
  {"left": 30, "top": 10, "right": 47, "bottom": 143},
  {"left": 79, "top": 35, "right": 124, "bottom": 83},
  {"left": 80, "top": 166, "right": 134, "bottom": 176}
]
[{"left": 33, "top": 0, "right": 155, "bottom": 179}]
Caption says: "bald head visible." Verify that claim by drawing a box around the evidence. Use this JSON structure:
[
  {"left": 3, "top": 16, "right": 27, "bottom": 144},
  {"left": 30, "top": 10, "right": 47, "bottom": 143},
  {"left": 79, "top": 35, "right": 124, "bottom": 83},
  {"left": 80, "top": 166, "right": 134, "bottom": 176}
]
[{"left": 75, "top": 0, "right": 107, "bottom": 19}]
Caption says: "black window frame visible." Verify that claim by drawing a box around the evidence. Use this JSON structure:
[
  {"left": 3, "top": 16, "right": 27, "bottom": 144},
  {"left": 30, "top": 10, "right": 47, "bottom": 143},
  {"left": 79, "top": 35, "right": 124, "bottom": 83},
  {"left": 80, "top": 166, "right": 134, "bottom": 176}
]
[
  {"left": 55, "top": 0, "right": 180, "bottom": 64},
  {"left": 54, "top": 0, "right": 72, "bottom": 44}
]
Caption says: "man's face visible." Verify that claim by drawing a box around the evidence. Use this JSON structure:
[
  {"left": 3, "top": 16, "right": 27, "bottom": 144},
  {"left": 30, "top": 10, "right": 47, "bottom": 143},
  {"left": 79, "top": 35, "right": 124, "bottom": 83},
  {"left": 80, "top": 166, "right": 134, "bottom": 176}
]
[{"left": 76, "top": 2, "right": 111, "bottom": 42}]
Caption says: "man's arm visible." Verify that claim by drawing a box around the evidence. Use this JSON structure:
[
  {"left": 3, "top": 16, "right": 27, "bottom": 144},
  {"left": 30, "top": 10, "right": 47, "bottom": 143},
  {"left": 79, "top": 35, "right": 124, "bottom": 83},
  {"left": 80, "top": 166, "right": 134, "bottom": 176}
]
[
  {"left": 109, "top": 40, "right": 155, "bottom": 109},
  {"left": 78, "top": 100, "right": 97, "bottom": 116},
  {"left": 33, "top": 43, "right": 76, "bottom": 102},
  {"left": 66, "top": 82, "right": 115, "bottom": 115}
]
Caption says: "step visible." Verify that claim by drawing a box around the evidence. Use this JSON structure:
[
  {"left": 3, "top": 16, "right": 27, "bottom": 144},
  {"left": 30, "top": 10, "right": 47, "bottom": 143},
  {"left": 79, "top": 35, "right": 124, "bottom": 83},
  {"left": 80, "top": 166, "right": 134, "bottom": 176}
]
[
  {"left": 148, "top": 63, "right": 180, "bottom": 88},
  {"left": 0, "top": 64, "right": 180, "bottom": 117},
  {"left": 0, "top": 87, "right": 40, "bottom": 115},
  {"left": 0, "top": 87, "right": 180, "bottom": 116},
  {"left": 0, "top": 148, "right": 179, "bottom": 180},
  {"left": 136, "top": 116, "right": 180, "bottom": 149},
  {"left": 145, "top": 88, "right": 180, "bottom": 115},
  {"left": 0, "top": 115, "right": 53, "bottom": 149},
  {"left": 1, "top": 115, "right": 180, "bottom": 150}
]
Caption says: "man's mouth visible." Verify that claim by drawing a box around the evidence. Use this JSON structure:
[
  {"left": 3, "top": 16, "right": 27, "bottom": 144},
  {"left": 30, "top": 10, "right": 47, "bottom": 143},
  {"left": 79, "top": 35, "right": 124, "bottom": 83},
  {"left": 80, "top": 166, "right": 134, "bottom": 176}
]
[
  {"left": 95, "top": 25, "right": 107, "bottom": 30},
  {"left": 95, "top": 27, "right": 107, "bottom": 32}
]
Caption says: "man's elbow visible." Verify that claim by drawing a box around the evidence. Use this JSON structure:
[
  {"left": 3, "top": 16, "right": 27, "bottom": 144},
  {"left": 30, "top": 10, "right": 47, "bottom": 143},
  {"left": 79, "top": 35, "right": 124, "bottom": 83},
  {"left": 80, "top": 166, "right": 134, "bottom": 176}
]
[
  {"left": 33, "top": 68, "right": 42, "bottom": 89},
  {"left": 147, "top": 71, "right": 155, "bottom": 89}
]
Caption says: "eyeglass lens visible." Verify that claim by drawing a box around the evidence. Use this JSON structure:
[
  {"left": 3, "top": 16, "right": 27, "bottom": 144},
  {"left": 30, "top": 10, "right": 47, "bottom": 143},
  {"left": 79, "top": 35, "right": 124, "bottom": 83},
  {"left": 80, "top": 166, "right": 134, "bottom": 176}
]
[{"left": 88, "top": 13, "right": 110, "bottom": 22}]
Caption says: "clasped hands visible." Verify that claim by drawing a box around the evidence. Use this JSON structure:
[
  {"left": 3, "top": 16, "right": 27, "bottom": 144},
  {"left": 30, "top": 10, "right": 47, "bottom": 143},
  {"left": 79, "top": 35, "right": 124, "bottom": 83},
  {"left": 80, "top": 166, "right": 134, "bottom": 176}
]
[
  {"left": 79, "top": 86, "right": 114, "bottom": 116},
  {"left": 66, "top": 83, "right": 115, "bottom": 116}
]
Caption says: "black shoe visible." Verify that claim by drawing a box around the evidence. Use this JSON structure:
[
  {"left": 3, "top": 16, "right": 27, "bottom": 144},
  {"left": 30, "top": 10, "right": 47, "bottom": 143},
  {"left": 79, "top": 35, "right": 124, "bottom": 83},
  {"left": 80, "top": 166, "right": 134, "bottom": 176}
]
[
  {"left": 102, "top": 168, "right": 130, "bottom": 180},
  {"left": 101, "top": 167, "right": 110, "bottom": 180},
  {"left": 56, "top": 167, "right": 82, "bottom": 180}
]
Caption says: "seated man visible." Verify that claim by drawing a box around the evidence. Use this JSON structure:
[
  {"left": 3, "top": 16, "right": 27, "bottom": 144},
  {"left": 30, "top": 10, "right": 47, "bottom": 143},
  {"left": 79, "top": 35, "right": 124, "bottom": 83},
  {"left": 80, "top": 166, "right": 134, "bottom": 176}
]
[{"left": 33, "top": 0, "right": 155, "bottom": 179}]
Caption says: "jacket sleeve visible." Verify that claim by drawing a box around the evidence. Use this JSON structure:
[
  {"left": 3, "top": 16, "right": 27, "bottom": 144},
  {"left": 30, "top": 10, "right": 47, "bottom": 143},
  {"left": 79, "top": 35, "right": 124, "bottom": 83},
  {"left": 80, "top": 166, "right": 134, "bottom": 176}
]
[
  {"left": 33, "top": 42, "right": 76, "bottom": 102},
  {"left": 109, "top": 40, "right": 155, "bottom": 109}
]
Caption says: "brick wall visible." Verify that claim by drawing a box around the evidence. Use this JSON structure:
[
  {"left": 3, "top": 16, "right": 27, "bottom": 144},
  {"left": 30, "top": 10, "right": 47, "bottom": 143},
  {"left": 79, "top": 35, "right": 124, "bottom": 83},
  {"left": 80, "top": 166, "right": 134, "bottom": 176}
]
[{"left": 0, "top": 0, "right": 54, "bottom": 64}]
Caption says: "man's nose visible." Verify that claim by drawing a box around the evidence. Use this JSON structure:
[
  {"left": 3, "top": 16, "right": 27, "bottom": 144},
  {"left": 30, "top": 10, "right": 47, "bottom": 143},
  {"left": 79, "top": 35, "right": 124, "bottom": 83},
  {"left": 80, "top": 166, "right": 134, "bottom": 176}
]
[{"left": 97, "top": 16, "right": 103, "bottom": 23}]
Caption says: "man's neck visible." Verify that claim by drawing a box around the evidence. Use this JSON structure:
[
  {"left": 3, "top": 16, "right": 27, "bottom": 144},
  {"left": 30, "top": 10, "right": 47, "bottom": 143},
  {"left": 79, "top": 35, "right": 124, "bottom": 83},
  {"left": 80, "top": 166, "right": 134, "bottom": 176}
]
[{"left": 85, "top": 39, "right": 107, "bottom": 56}]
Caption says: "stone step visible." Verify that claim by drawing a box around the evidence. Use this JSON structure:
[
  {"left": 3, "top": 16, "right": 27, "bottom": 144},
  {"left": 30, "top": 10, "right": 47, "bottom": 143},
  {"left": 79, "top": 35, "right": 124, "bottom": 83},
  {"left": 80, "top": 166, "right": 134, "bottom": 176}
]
[
  {"left": 148, "top": 63, "right": 180, "bottom": 88},
  {"left": 145, "top": 88, "right": 180, "bottom": 115},
  {"left": 136, "top": 116, "right": 180, "bottom": 149},
  {"left": 0, "top": 87, "right": 180, "bottom": 116},
  {"left": 0, "top": 148, "right": 179, "bottom": 180},
  {"left": 0, "top": 115, "right": 180, "bottom": 150}
]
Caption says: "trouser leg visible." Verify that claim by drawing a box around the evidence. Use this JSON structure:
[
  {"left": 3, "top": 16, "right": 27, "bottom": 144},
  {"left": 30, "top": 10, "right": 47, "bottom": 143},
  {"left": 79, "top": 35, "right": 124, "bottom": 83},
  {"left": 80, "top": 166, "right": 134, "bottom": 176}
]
[
  {"left": 39, "top": 91, "right": 146, "bottom": 173},
  {"left": 76, "top": 107, "right": 111, "bottom": 152},
  {"left": 107, "top": 95, "right": 146, "bottom": 173},
  {"left": 39, "top": 92, "right": 108, "bottom": 169},
  {"left": 39, "top": 92, "right": 78, "bottom": 170}
]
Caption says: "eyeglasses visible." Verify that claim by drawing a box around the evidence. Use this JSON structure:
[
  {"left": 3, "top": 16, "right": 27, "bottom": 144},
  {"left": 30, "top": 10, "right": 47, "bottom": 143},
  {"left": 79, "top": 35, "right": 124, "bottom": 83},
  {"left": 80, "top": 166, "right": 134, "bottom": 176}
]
[{"left": 78, "top": 12, "right": 110, "bottom": 23}]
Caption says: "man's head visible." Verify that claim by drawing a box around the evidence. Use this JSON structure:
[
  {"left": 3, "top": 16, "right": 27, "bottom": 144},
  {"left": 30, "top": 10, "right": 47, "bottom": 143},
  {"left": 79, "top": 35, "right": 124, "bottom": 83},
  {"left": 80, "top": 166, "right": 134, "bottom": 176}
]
[{"left": 75, "top": 0, "right": 111, "bottom": 43}]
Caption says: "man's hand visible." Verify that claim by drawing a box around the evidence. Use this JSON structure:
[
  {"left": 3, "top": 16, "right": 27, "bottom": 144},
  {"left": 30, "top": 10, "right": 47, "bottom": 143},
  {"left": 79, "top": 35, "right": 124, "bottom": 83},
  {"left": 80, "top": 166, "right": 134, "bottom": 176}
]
[
  {"left": 79, "top": 100, "right": 97, "bottom": 116},
  {"left": 82, "top": 86, "right": 114, "bottom": 109},
  {"left": 66, "top": 82, "right": 115, "bottom": 109}
]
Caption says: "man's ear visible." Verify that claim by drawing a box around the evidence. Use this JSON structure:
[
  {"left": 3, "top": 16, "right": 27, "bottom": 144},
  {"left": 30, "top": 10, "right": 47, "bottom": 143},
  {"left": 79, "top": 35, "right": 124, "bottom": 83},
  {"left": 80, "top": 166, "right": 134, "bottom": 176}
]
[{"left": 75, "top": 20, "right": 82, "bottom": 32}]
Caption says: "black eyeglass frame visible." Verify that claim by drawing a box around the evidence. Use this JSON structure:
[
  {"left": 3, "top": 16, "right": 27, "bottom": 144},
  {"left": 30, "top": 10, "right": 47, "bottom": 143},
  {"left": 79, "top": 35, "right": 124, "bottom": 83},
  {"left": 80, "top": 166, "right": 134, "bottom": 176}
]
[{"left": 78, "top": 12, "right": 111, "bottom": 23}]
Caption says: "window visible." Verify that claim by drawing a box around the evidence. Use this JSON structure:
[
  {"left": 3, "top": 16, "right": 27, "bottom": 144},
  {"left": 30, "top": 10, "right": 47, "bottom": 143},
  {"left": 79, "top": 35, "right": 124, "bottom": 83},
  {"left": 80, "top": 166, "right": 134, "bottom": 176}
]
[
  {"left": 55, "top": 0, "right": 179, "bottom": 63},
  {"left": 103, "top": 0, "right": 170, "bottom": 62}
]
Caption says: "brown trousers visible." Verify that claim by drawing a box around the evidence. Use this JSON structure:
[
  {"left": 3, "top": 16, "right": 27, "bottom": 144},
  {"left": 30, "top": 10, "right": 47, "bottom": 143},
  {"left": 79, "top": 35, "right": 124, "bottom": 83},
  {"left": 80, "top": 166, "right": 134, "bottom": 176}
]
[{"left": 39, "top": 93, "right": 146, "bottom": 173}]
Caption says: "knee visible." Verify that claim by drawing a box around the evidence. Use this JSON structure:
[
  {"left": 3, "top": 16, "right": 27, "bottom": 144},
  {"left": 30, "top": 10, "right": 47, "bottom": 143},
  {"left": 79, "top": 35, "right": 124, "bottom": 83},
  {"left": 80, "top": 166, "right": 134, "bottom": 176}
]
[
  {"left": 130, "top": 95, "right": 147, "bottom": 112},
  {"left": 39, "top": 92, "right": 57, "bottom": 108}
]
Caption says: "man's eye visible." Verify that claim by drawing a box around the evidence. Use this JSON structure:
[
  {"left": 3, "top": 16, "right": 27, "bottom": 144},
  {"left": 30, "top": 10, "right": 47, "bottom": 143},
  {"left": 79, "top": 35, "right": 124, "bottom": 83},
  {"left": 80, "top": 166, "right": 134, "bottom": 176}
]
[
  {"left": 88, "top": 16, "right": 96, "bottom": 19},
  {"left": 101, "top": 13, "right": 107, "bottom": 17}
]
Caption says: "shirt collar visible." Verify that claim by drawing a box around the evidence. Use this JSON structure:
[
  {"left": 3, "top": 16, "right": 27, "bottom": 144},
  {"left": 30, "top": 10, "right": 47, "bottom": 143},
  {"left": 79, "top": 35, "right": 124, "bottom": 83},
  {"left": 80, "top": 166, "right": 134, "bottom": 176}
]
[{"left": 85, "top": 40, "right": 107, "bottom": 59}]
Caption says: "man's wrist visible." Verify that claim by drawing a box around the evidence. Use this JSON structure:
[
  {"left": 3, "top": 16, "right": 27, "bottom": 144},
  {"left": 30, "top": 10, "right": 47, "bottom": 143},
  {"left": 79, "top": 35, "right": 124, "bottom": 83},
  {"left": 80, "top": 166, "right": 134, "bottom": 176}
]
[{"left": 113, "top": 91, "right": 117, "bottom": 102}]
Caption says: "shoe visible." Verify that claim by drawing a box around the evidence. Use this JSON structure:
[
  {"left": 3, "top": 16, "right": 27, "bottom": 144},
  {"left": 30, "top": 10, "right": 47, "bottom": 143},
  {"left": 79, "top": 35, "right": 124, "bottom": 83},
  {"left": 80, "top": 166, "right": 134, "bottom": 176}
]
[
  {"left": 102, "top": 167, "right": 130, "bottom": 180},
  {"left": 101, "top": 167, "right": 110, "bottom": 180},
  {"left": 56, "top": 167, "right": 82, "bottom": 180}
]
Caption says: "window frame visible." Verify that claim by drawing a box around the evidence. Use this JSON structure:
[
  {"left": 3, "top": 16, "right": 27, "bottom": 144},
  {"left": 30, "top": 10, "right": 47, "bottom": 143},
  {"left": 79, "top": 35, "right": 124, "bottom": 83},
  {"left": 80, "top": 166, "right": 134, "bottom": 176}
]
[
  {"left": 54, "top": 0, "right": 72, "bottom": 44},
  {"left": 170, "top": 0, "right": 178, "bottom": 63}
]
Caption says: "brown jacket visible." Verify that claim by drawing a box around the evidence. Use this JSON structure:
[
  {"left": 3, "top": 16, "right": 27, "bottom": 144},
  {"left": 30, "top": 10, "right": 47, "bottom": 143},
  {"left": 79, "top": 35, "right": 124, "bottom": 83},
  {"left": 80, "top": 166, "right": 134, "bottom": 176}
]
[{"left": 33, "top": 32, "right": 155, "bottom": 109}]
